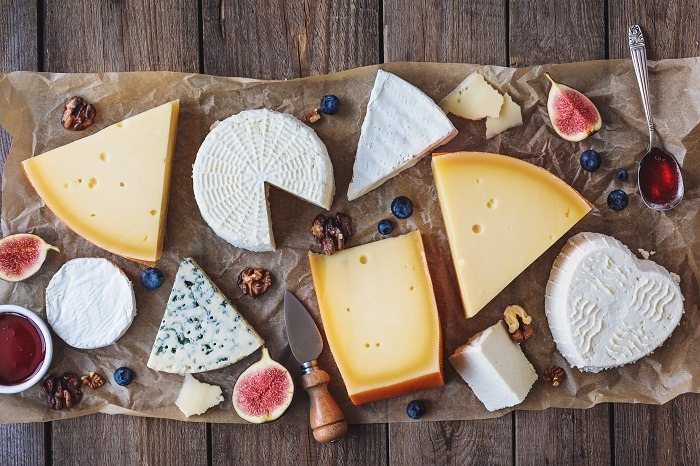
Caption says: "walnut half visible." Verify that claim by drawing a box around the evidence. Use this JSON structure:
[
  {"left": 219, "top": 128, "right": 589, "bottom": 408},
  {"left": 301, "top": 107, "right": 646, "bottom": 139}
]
[
  {"left": 503, "top": 304, "right": 534, "bottom": 343},
  {"left": 542, "top": 366, "right": 566, "bottom": 386},
  {"left": 311, "top": 213, "right": 353, "bottom": 255},
  {"left": 61, "top": 96, "right": 96, "bottom": 131},
  {"left": 238, "top": 267, "right": 272, "bottom": 298}
]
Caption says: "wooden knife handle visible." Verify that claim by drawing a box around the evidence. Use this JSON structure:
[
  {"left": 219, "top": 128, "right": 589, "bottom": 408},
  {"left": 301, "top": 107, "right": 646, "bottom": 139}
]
[{"left": 301, "top": 369, "right": 348, "bottom": 443}]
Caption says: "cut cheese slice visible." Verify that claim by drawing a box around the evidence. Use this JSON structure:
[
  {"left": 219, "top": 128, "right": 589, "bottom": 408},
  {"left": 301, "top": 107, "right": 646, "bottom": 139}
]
[
  {"left": 175, "top": 374, "right": 224, "bottom": 417},
  {"left": 309, "top": 231, "right": 443, "bottom": 405},
  {"left": 147, "top": 258, "right": 264, "bottom": 374},
  {"left": 432, "top": 151, "right": 592, "bottom": 318},
  {"left": 22, "top": 101, "right": 179, "bottom": 265},
  {"left": 347, "top": 70, "right": 457, "bottom": 201},
  {"left": 439, "top": 72, "right": 504, "bottom": 120},
  {"left": 485, "top": 93, "right": 523, "bottom": 139},
  {"left": 193, "top": 109, "right": 334, "bottom": 252}
]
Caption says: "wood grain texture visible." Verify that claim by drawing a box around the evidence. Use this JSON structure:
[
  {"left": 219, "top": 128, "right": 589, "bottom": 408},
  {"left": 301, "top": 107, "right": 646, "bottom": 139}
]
[
  {"left": 515, "top": 406, "right": 611, "bottom": 465},
  {"left": 389, "top": 418, "right": 513, "bottom": 465},
  {"left": 383, "top": 0, "right": 507, "bottom": 65},
  {"left": 608, "top": 0, "right": 700, "bottom": 60},
  {"left": 202, "top": 0, "right": 381, "bottom": 79},
  {"left": 0, "top": 423, "right": 45, "bottom": 466},
  {"left": 509, "top": 0, "right": 606, "bottom": 66},
  {"left": 52, "top": 415, "right": 207, "bottom": 465},
  {"left": 43, "top": 0, "right": 199, "bottom": 72},
  {"left": 608, "top": 3, "right": 700, "bottom": 464}
]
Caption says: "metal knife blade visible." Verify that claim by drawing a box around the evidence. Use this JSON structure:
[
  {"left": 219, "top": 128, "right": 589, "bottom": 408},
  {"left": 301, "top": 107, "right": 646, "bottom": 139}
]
[{"left": 284, "top": 290, "right": 323, "bottom": 364}]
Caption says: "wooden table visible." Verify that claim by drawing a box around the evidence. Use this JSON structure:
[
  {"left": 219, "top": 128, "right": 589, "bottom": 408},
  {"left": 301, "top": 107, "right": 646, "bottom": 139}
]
[{"left": 1, "top": 1, "right": 699, "bottom": 464}]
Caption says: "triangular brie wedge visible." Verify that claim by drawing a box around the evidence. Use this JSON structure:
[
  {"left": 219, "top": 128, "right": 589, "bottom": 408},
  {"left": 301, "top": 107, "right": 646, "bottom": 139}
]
[
  {"left": 148, "top": 258, "right": 264, "bottom": 374},
  {"left": 22, "top": 101, "right": 180, "bottom": 265},
  {"left": 432, "top": 151, "right": 592, "bottom": 318},
  {"left": 347, "top": 70, "right": 457, "bottom": 200}
]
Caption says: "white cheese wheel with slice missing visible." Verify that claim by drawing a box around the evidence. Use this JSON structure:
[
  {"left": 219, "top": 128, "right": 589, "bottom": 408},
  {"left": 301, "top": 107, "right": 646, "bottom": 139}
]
[
  {"left": 193, "top": 109, "right": 335, "bottom": 252},
  {"left": 46, "top": 258, "right": 136, "bottom": 349}
]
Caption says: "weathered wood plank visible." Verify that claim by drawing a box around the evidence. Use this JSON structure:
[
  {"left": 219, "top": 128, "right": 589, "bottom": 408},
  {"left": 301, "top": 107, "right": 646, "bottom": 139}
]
[
  {"left": 0, "top": 3, "right": 45, "bottom": 465},
  {"left": 41, "top": 2, "right": 205, "bottom": 465},
  {"left": 509, "top": 0, "right": 606, "bottom": 66},
  {"left": 43, "top": 0, "right": 199, "bottom": 72},
  {"left": 383, "top": 0, "right": 507, "bottom": 66},
  {"left": 608, "top": 3, "right": 700, "bottom": 463},
  {"left": 384, "top": 2, "right": 512, "bottom": 463},
  {"left": 202, "top": 0, "right": 381, "bottom": 79},
  {"left": 52, "top": 415, "right": 207, "bottom": 465},
  {"left": 203, "top": 1, "right": 387, "bottom": 464},
  {"left": 509, "top": 1, "right": 611, "bottom": 464}
]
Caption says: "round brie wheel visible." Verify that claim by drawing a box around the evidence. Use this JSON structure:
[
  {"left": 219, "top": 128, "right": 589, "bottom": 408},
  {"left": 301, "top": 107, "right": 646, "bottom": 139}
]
[{"left": 46, "top": 258, "right": 136, "bottom": 349}]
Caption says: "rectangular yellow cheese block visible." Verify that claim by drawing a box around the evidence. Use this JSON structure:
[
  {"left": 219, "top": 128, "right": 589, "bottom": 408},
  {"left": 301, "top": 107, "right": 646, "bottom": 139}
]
[
  {"left": 432, "top": 151, "right": 592, "bottom": 318},
  {"left": 309, "top": 231, "right": 444, "bottom": 405},
  {"left": 22, "top": 100, "right": 180, "bottom": 265}
]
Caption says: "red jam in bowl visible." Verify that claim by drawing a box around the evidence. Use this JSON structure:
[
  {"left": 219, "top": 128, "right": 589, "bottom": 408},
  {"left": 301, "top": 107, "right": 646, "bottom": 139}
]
[{"left": 0, "top": 312, "right": 46, "bottom": 385}]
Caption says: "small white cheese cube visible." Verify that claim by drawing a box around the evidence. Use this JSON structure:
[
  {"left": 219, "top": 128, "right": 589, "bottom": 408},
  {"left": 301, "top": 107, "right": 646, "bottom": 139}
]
[
  {"left": 175, "top": 374, "right": 224, "bottom": 418},
  {"left": 449, "top": 320, "right": 537, "bottom": 411}
]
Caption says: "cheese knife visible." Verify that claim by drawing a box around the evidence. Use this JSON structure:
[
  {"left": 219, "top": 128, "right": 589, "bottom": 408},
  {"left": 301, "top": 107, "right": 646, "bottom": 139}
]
[{"left": 284, "top": 290, "right": 348, "bottom": 443}]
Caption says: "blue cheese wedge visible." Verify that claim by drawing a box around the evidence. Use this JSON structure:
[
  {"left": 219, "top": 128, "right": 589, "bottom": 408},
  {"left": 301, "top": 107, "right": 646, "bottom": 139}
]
[
  {"left": 147, "top": 258, "right": 264, "bottom": 374},
  {"left": 347, "top": 70, "right": 457, "bottom": 200},
  {"left": 546, "top": 232, "right": 684, "bottom": 372}
]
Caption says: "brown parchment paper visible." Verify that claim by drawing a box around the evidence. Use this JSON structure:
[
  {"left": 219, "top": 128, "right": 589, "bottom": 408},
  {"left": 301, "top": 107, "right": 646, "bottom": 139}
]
[{"left": 0, "top": 59, "right": 699, "bottom": 425}]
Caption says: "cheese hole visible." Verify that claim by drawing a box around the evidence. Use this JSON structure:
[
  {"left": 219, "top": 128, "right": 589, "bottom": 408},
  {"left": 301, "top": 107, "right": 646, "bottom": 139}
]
[
  {"left": 143, "top": 235, "right": 148, "bottom": 242},
  {"left": 116, "top": 122, "right": 124, "bottom": 128},
  {"left": 119, "top": 182, "right": 125, "bottom": 187},
  {"left": 564, "top": 209, "right": 571, "bottom": 218},
  {"left": 150, "top": 209, "right": 158, "bottom": 216},
  {"left": 99, "top": 153, "right": 108, "bottom": 162},
  {"left": 375, "top": 343, "right": 381, "bottom": 347},
  {"left": 487, "top": 198, "right": 497, "bottom": 209},
  {"left": 90, "top": 213, "right": 95, "bottom": 218},
  {"left": 476, "top": 178, "right": 481, "bottom": 184},
  {"left": 346, "top": 307, "right": 351, "bottom": 312},
  {"left": 364, "top": 343, "right": 370, "bottom": 348},
  {"left": 409, "top": 286, "right": 414, "bottom": 291},
  {"left": 472, "top": 224, "right": 483, "bottom": 234},
  {"left": 88, "top": 177, "right": 97, "bottom": 188},
  {"left": 359, "top": 255, "right": 368, "bottom": 264},
  {"left": 78, "top": 178, "right": 82, "bottom": 183},
  {"left": 64, "top": 183, "right": 69, "bottom": 189}
]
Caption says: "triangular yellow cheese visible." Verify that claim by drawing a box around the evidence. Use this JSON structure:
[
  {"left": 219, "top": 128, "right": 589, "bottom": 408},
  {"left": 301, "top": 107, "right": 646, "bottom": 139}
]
[
  {"left": 432, "top": 151, "right": 592, "bottom": 318},
  {"left": 22, "top": 101, "right": 179, "bottom": 265}
]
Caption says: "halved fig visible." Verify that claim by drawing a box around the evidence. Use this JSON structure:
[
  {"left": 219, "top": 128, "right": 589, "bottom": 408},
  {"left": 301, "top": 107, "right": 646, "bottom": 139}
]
[
  {"left": 232, "top": 347, "right": 294, "bottom": 424},
  {"left": 0, "top": 234, "right": 59, "bottom": 282},
  {"left": 546, "top": 73, "right": 602, "bottom": 142}
]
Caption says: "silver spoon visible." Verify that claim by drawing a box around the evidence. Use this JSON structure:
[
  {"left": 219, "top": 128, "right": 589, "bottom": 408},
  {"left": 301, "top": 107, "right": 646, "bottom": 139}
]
[{"left": 629, "top": 24, "right": 684, "bottom": 210}]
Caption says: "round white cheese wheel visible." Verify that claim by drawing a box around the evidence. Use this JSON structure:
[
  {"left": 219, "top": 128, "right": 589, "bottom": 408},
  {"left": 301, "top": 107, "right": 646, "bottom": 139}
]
[
  {"left": 193, "top": 109, "right": 335, "bottom": 252},
  {"left": 46, "top": 258, "right": 136, "bottom": 349}
]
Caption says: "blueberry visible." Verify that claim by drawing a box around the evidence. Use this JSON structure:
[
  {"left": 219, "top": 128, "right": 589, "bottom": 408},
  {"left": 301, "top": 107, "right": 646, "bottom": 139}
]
[
  {"left": 616, "top": 169, "right": 629, "bottom": 182},
  {"left": 391, "top": 196, "right": 414, "bottom": 219},
  {"left": 140, "top": 267, "right": 164, "bottom": 290},
  {"left": 377, "top": 219, "right": 393, "bottom": 235},
  {"left": 580, "top": 149, "right": 601, "bottom": 172},
  {"left": 406, "top": 400, "right": 426, "bottom": 420},
  {"left": 607, "top": 190, "right": 628, "bottom": 211},
  {"left": 114, "top": 367, "right": 133, "bottom": 386},
  {"left": 320, "top": 95, "right": 340, "bottom": 115}
]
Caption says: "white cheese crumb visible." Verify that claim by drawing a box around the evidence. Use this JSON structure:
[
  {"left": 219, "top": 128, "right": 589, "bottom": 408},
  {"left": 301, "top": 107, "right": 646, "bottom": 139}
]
[{"left": 671, "top": 272, "right": 681, "bottom": 284}]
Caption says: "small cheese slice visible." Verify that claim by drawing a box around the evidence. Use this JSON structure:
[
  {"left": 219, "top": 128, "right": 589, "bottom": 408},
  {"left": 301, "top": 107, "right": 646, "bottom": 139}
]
[
  {"left": 46, "top": 258, "right": 136, "bottom": 349},
  {"left": 147, "top": 258, "right": 264, "bottom": 374},
  {"left": 432, "top": 151, "right": 592, "bottom": 318},
  {"left": 546, "top": 232, "right": 684, "bottom": 372},
  {"left": 449, "top": 320, "right": 537, "bottom": 412},
  {"left": 485, "top": 93, "right": 523, "bottom": 139},
  {"left": 175, "top": 374, "right": 224, "bottom": 418},
  {"left": 22, "top": 101, "right": 179, "bottom": 265},
  {"left": 439, "top": 72, "right": 504, "bottom": 120},
  {"left": 309, "top": 231, "right": 443, "bottom": 405},
  {"left": 347, "top": 70, "right": 457, "bottom": 201},
  {"left": 193, "top": 109, "right": 335, "bottom": 252}
]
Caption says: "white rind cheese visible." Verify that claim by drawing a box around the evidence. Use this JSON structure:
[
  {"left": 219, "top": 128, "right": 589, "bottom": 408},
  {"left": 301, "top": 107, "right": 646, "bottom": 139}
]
[
  {"left": 546, "top": 232, "right": 684, "bottom": 373},
  {"left": 147, "top": 258, "right": 264, "bottom": 374},
  {"left": 449, "top": 320, "right": 537, "bottom": 412},
  {"left": 347, "top": 70, "right": 457, "bottom": 200},
  {"left": 193, "top": 109, "right": 335, "bottom": 252},
  {"left": 175, "top": 374, "right": 224, "bottom": 418},
  {"left": 46, "top": 258, "right": 136, "bottom": 349}
]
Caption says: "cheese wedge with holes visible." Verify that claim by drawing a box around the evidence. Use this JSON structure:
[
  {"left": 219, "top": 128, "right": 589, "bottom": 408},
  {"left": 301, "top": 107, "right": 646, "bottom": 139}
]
[
  {"left": 347, "top": 70, "right": 457, "bottom": 200},
  {"left": 193, "top": 109, "right": 334, "bottom": 252},
  {"left": 22, "top": 101, "right": 179, "bottom": 265},
  {"left": 309, "top": 231, "right": 443, "bottom": 405},
  {"left": 432, "top": 151, "right": 592, "bottom": 318}
]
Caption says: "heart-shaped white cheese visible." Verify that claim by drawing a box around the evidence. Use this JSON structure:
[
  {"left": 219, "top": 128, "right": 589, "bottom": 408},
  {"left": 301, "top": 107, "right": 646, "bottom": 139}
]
[{"left": 546, "top": 232, "right": 683, "bottom": 372}]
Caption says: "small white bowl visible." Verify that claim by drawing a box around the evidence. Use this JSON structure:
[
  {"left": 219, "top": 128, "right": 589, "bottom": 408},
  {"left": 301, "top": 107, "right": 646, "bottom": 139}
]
[{"left": 0, "top": 304, "right": 53, "bottom": 394}]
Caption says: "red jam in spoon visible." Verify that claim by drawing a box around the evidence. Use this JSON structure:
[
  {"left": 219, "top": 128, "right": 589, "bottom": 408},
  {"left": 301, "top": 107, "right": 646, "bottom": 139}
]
[
  {"left": 0, "top": 312, "right": 46, "bottom": 385},
  {"left": 638, "top": 147, "right": 683, "bottom": 209}
]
